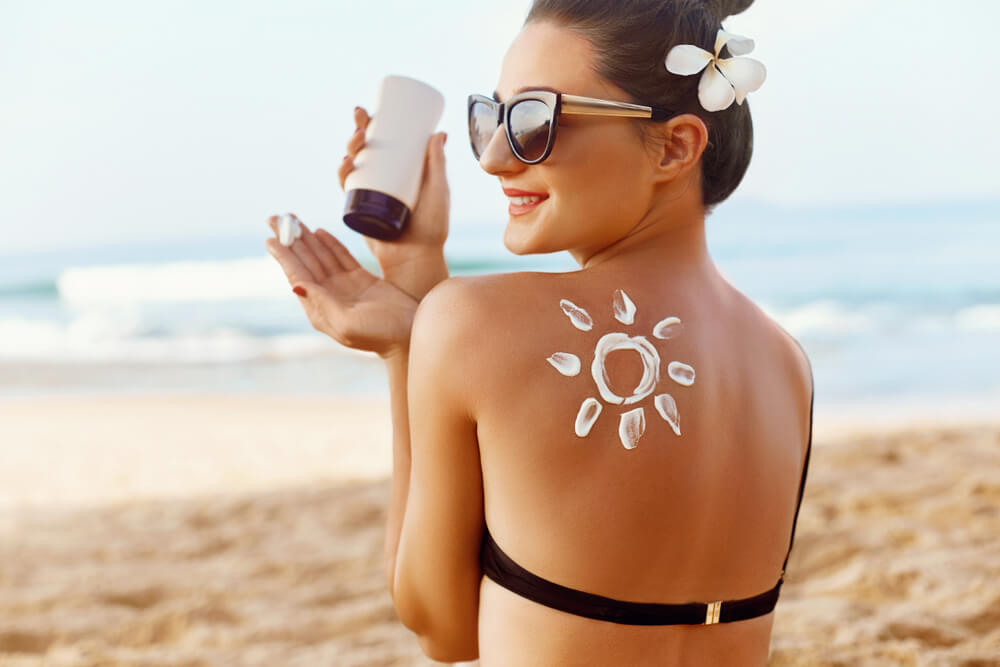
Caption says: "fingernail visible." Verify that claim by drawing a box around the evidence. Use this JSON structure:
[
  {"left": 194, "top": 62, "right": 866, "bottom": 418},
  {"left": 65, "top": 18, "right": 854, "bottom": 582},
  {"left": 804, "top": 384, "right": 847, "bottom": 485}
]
[
  {"left": 293, "top": 286, "right": 307, "bottom": 297},
  {"left": 442, "top": 132, "right": 448, "bottom": 146}
]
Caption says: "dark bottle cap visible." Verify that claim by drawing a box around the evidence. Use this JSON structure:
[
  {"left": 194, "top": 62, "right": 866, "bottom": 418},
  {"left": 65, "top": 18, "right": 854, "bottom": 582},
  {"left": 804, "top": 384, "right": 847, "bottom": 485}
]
[{"left": 343, "top": 189, "right": 410, "bottom": 241}]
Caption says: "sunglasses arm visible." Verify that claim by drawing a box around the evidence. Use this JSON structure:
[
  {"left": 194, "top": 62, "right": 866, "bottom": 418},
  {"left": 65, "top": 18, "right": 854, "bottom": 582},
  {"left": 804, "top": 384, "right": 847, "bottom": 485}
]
[{"left": 560, "top": 94, "right": 673, "bottom": 122}]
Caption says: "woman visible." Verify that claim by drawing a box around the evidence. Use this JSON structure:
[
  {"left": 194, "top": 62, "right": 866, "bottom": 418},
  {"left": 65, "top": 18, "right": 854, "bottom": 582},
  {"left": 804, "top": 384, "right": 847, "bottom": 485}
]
[{"left": 266, "top": 0, "right": 814, "bottom": 664}]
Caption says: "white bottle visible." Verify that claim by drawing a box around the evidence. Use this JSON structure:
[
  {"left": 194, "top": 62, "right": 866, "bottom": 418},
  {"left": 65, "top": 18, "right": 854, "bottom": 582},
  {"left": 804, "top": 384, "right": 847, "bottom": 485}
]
[{"left": 343, "top": 75, "right": 445, "bottom": 240}]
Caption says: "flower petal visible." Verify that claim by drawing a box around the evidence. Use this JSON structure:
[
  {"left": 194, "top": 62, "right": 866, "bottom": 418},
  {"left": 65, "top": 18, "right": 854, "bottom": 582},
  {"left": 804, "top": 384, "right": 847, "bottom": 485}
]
[
  {"left": 665, "top": 44, "right": 713, "bottom": 76},
  {"left": 559, "top": 299, "right": 593, "bottom": 331},
  {"left": 575, "top": 397, "right": 602, "bottom": 438},
  {"left": 667, "top": 361, "right": 696, "bottom": 386},
  {"left": 546, "top": 352, "right": 581, "bottom": 377},
  {"left": 652, "top": 316, "right": 683, "bottom": 340},
  {"left": 717, "top": 56, "right": 766, "bottom": 104},
  {"left": 618, "top": 407, "right": 646, "bottom": 450},
  {"left": 715, "top": 29, "right": 755, "bottom": 57},
  {"left": 613, "top": 289, "right": 636, "bottom": 325},
  {"left": 698, "top": 64, "right": 736, "bottom": 112},
  {"left": 654, "top": 393, "right": 681, "bottom": 436}
]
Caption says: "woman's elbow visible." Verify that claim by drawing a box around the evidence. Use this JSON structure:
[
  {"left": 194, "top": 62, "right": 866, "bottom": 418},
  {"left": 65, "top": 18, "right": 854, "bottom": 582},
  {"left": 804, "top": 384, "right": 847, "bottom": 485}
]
[
  {"left": 393, "top": 594, "right": 478, "bottom": 663},
  {"left": 391, "top": 564, "right": 480, "bottom": 661},
  {"left": 417, "top": 631, "right": 479, "bottom": 663},
  {"left": 396, "top": 603, "right": 478, "bottom": 662}
]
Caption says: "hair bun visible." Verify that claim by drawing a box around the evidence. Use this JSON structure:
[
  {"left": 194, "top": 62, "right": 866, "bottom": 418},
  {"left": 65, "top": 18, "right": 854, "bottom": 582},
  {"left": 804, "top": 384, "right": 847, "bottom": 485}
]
[{"left": 707, "top": 0, "right": 754, "bottom": 21}]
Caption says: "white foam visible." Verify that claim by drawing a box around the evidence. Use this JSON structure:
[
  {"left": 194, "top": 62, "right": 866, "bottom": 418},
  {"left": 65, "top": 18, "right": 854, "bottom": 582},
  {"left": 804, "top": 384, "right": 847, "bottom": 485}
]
[
  {"left": 57, "top": 257, "right": 292, "bottom": 306},
  {"left": 761, "top": 299, "right": 875, "bottom": 336},
  {"left": 0, "top": 316, "right": 355, "bottom": 363},
  {"left": 955, "top": 304, "right": 1000, "bottom": 332}
]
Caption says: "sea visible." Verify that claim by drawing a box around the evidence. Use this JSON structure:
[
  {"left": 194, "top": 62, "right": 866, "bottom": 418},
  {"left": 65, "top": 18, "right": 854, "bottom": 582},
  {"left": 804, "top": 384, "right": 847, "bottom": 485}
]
[{"left": 2, "top": 200, "right": 999, "bottom": 422}]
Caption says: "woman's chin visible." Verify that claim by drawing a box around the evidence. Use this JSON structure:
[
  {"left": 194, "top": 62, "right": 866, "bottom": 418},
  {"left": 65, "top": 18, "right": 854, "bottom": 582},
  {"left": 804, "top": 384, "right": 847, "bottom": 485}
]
[{"left": 503, "top": 225, "right": 544, "bottom": 256}]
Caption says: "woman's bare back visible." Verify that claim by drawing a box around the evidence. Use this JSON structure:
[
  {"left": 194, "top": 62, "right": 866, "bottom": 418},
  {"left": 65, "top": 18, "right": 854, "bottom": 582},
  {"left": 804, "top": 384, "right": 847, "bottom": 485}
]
[{"left": 465, "top": 266, "right": 813, "bottom": 666}]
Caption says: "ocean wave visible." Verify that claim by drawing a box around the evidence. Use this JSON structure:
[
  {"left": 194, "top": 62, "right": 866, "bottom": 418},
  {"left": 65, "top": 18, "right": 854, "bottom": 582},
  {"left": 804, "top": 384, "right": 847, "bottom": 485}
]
[
  {"left": 0, "top": 315, "right": 368, "bottom": 363},
  {"left": 56, "top": 257, "right": 294, "bottom": 305},
  {"left": 3, "top": 247, "right": 1000, "bottom": 365},
  {"left": 0, "top": 280, "right": 60, "bottom": 299},
  {"left": 955, "top": 304, "right": 1000, "bottom": 332},
  {"left": 761, "top": 300, "right": 878, "bottom": 336},
  {"left": 0, "top": 297, "right": 995, "bottom": 366},
  {"left": 758, "top": 299, "right": 999, "bottom": 338}
]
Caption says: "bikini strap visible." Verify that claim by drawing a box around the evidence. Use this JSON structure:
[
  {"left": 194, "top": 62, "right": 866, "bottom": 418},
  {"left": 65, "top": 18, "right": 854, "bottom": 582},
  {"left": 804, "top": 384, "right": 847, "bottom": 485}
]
[
  {"left": 481, "top": 528, "right": 783, "bottom": 625},
  {"left": 779, "top": 337, "right": 815, "bottom": 579}
]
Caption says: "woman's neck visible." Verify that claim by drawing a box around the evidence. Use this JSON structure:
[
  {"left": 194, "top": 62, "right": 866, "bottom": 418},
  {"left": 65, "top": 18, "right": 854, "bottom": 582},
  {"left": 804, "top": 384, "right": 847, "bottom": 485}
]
[{"left": 574, "top": 194, "right": 717, "bottom": 280}]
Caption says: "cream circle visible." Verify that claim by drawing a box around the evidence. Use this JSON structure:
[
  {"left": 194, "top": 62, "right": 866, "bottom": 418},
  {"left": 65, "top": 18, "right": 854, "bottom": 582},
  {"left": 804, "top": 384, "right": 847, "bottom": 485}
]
[{"left": 590, "top": 332, "right": 661, "bottom": 406}]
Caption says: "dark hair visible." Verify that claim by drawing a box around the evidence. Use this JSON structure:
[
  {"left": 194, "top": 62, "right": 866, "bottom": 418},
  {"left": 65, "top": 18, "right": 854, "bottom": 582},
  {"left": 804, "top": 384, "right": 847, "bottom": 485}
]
[{"left": 524, "top": 0, "right": 756, "bottom": 211}]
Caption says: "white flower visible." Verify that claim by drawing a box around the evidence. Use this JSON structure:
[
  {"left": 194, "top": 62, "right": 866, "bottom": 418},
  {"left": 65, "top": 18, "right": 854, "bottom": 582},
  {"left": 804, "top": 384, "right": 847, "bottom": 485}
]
[{"left": 665, "top": 28, "right": 767, "bottom": 112}]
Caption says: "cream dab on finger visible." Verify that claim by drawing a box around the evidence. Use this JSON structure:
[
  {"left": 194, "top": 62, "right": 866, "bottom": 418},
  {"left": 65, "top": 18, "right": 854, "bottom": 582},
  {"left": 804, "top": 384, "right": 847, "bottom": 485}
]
[{"left": 278, "top": 213, "right": 303, "bottom": 247}]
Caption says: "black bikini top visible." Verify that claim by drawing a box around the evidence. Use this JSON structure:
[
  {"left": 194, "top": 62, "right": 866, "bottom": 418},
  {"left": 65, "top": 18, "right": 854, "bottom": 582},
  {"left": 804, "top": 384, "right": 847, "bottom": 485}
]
[{"left": 481, "top": 372, "right": 815, "bottom": 626}]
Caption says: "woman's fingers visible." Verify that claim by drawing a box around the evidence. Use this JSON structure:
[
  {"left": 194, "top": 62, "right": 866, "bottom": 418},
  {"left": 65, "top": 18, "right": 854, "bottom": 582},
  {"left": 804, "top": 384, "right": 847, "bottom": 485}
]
[
  {"left": 267, "top": 214, "right": 281, "bottom": 237},
  {"left": 265, "top": 214, "right": 330, "bottom": 283},
  {"left": 284, "top": 219, "right": 327, "bottom": 279},
  {"left": 265, "top": 213, "right": 364, "bottom": 283},
  {"left": 346, "top": 126, "right": 366, "bottom": 155},
  {"left": 353, "top": 106, "right": 370, "bottom": 130},
  {"left": 315, "top": 228, "right": 362, "bottom": 272},
  {"left": 336, "top": 129, "right": 365, "bottom": 192},
  {"left": 337, "top": 155, "right": 355, "bottom": 192},
  {"left": 265, "top": 237, "right": 318, "bottom": 286},
  {"left": 297, "top": 221, "right": 340, "bottom": 275},
  {"left": 337, "top": 107, "right": 371, "bottom": 192}
]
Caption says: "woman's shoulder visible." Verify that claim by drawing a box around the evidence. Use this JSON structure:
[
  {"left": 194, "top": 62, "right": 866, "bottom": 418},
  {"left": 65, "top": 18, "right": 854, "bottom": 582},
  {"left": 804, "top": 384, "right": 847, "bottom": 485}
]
[
  {"left": 741, "top": 292, "right": 813, "bottom": 399},
  {"left": 408, "top": 272, "right": 542, "bottom": 358},
  {"left": 415, "top": 271, "right": 561, "bottom": 322},
  {"left": 731, "top": 288, "right": 815, "bottom": 444}
]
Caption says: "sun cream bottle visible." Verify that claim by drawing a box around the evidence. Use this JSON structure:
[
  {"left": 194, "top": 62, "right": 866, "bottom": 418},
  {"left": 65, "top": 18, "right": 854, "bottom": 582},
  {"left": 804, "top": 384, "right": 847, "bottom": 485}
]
[{"left": 343, "top": 75, "right": 445, "bottom": 241}]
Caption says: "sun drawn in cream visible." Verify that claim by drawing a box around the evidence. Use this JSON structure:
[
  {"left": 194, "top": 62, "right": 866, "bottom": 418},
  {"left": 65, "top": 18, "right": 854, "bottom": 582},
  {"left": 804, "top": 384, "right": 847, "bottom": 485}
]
[{"left": 545, "top": 289, "right": 695, "bottom": 450}]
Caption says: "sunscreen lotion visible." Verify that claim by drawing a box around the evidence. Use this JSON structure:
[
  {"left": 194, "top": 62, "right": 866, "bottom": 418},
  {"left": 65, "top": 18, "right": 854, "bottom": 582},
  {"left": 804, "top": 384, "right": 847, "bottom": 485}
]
[{"left": 343, "top": 75, "right": 445, "bottom": 240}]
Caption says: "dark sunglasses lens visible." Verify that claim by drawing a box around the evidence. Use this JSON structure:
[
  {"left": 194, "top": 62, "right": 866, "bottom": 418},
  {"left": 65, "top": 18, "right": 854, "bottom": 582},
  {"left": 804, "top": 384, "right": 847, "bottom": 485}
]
[
  {"left": 469, "top": 101, "right": 496, "bottom": 159},
  {"left": 509, "top": 99, "right": 552, "bottom": 162}
]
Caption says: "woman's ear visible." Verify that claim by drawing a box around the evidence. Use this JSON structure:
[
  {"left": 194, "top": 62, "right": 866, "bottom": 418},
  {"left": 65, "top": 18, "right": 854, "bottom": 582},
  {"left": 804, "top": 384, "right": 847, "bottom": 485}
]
[{"left": 652, "top": 113, "right": 709, "bottom": 184}]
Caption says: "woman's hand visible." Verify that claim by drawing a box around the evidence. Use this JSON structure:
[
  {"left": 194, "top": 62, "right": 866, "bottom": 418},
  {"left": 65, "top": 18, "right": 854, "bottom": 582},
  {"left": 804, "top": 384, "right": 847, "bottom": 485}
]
[
  {"left": 338, "top": 106, "right": 450, "bottom": 301},
  {"left": 265, "top": 215, "right": 419, "bottom": 359}
]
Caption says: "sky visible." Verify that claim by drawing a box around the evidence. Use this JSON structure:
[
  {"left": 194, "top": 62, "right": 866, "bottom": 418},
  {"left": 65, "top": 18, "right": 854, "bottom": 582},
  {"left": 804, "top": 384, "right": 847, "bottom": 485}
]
[{"left": 1, "top": 0, "right": 998, "bottom": 255}]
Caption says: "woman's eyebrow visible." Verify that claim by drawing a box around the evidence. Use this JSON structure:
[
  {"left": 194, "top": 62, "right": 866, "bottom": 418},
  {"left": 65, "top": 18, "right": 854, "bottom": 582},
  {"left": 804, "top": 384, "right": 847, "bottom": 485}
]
[{"left": 492, "top": 85, "right": 560, "bottom": 102}]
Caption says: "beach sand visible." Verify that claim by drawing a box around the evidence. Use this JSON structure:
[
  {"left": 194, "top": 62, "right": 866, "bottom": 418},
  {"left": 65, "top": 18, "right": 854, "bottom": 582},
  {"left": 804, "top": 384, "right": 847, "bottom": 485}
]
[{"left": 1, "top": 395, "right": 998, "bottom": 666}]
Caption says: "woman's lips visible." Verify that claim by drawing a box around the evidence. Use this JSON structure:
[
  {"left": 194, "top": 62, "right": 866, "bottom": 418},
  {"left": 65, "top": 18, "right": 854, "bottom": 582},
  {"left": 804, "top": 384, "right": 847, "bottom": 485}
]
[{"left": 508, "top": 196, "right": 548, "bottom": 216}]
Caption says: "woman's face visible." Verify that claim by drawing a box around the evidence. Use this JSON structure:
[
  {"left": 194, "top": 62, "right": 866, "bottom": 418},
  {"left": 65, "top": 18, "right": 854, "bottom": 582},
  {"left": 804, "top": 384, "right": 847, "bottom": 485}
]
[{"left": 480, "top": 20, "right": 661, "bottom": 261}]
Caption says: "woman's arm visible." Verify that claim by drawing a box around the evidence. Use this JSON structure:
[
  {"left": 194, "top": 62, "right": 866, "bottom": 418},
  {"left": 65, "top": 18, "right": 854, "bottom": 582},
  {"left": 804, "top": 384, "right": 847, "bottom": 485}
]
[
  {"left": 381, "top": 253, "right": 450, "bottom": 303},
  {"left": 385, "top": 277, "right": 484, "bottom": 663},
  {"left": 382, "top": 347, "right": 412, "bottom": 591},
  {"left": 264, "top": 221, "right": 476, "bottom": 661},
  {"left": 381, "top": 255, "right": 448, "bottom": 581}
]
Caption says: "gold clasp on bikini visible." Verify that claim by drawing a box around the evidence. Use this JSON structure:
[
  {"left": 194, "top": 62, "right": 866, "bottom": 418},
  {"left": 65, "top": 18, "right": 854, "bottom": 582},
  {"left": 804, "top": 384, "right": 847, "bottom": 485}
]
[{"left": 704, "top": 601, "right": 722, "bottom": 625}]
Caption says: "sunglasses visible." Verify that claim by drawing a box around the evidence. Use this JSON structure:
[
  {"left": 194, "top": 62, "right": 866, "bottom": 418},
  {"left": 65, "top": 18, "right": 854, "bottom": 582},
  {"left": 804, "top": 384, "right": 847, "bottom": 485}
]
[{"left": 468, "top": 89, "right": 675, "bottom": 165}]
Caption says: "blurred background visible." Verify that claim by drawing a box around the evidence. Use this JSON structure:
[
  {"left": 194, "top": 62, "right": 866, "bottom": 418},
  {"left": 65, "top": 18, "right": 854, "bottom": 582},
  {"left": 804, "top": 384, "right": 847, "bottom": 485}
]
[
  {"left": 2, "top": 0, "right": 999, "bottom": 417},
  {"left": 3, "top": 3, "right": 999, "bottom": 665}
]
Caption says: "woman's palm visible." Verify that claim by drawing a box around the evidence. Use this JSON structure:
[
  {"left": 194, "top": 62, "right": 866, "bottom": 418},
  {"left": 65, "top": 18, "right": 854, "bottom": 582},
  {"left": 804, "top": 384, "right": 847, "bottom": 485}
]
[{"left": 265, "top": 216, "right": 417, "bottom": 357}]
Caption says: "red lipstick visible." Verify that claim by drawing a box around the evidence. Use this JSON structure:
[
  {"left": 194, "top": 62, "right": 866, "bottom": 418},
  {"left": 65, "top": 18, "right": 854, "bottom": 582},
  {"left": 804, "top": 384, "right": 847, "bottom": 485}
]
[
  {"left": 503, "top": 187, "right": 550, "bottom": 217},
  {"left": 503, "top": 187, "right": 549, "bottom": 197}
]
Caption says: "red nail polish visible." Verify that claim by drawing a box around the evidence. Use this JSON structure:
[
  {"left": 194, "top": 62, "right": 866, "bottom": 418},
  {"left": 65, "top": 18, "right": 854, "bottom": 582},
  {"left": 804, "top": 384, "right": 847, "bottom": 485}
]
[{"left": 292, "top": 286, "right": 307, "bottom": 297}]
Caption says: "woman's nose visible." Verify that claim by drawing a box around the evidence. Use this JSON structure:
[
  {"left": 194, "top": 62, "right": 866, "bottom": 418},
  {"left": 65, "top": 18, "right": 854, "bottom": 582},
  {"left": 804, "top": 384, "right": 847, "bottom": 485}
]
[{"left": 478, "top": 123, "right": 525, "bottom": 176}]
